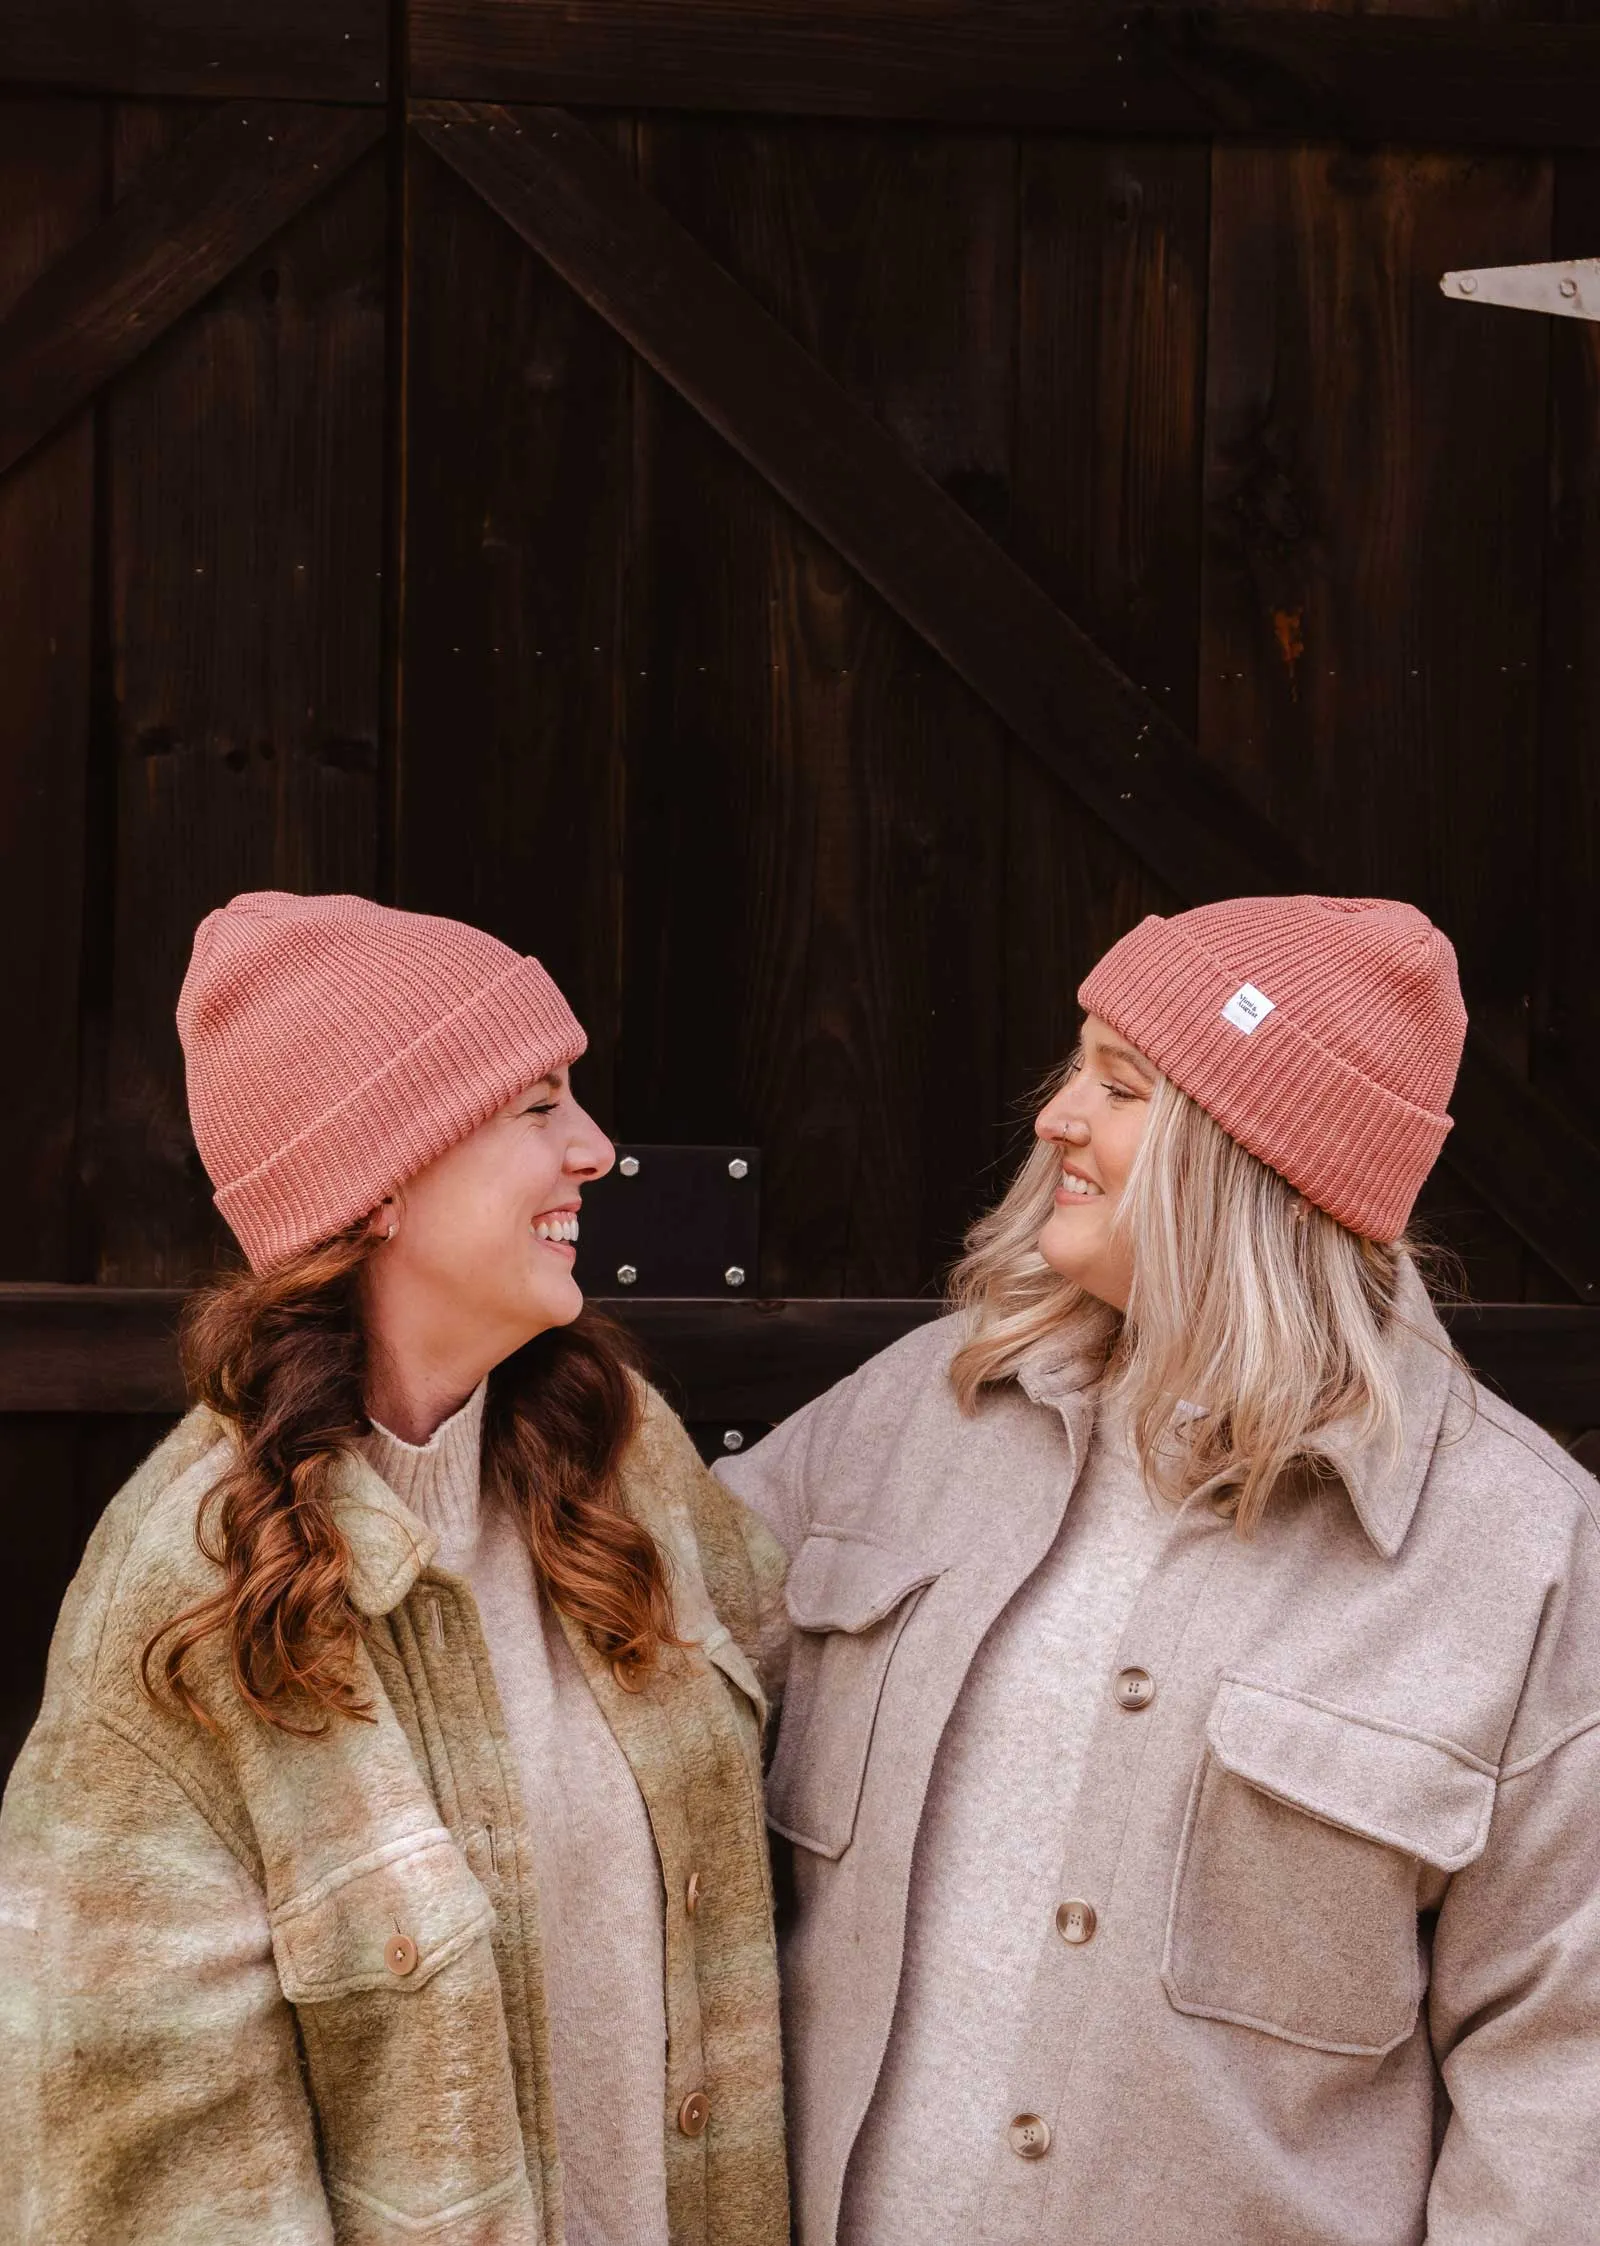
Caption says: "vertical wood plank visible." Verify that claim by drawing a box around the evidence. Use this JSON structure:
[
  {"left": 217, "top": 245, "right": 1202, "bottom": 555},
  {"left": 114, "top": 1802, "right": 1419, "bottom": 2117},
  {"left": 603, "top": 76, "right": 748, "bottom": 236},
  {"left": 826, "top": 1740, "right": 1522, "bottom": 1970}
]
[
  {"left": 0, "top": 101, "right": 102, "bottom": 1278},
  {"left": 627, "top": 119, "right": 1013, "bottom": 1295},
  {"left": 1004, "top": 140, "right": 1208, "bottom": 1128},
  {"left": 1202, "top": 144, "right": 1552, "bottom": 1295},
  {"left": 396, "top": 127, "right": 634, "bottom": 1128},
  {"left": 1536, "top": 154, "right": 1600, "bottom": 1198},
  {"left": 92, "top": 109, "right": 388, "bottom": 1284}
]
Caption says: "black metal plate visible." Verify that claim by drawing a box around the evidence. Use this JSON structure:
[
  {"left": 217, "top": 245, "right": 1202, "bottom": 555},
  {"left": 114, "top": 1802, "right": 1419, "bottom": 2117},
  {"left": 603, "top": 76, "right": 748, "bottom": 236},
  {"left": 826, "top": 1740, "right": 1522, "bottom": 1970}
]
[{"left": 574, "top": 1145, "right": 760, "bottom": 1299}]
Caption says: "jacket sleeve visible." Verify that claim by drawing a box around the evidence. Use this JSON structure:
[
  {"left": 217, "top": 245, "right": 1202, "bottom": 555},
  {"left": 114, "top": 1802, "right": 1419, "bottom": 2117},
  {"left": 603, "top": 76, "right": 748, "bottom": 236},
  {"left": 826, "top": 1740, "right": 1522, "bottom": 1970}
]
[
  {"left": 1426, "top": 1714, "right": 1600, "bottom": 2238},
  {"left": 711, "top": 1382, "right": 843, "bottom": 1561},
  {"left": 0, "top": 1697, "right": 332, "bottom": 2246}
]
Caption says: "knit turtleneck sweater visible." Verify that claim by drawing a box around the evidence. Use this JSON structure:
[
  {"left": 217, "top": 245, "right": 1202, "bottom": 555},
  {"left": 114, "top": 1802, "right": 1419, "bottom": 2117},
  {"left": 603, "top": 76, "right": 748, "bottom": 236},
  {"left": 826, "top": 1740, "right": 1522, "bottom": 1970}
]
[{"left": 360, "top": 1383, "right": 669, "bottom": 2246}]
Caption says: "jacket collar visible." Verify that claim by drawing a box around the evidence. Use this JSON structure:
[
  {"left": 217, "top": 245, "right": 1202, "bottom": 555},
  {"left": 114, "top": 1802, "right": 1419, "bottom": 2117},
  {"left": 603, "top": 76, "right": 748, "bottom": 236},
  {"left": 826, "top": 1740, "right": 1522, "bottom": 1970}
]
[
  {"left": 1011, "top": 1261, "right": 1461, "bottom": 1560},
  {"left": 1300, "top": 1256, "right": 1461, "bottom": 1559},
  {"left": 1014, "top": 1298, "right": 1120, "bottom": 1417},
  {"left": 330, "top": 1447, "right": 439, "bottom": 1616}
]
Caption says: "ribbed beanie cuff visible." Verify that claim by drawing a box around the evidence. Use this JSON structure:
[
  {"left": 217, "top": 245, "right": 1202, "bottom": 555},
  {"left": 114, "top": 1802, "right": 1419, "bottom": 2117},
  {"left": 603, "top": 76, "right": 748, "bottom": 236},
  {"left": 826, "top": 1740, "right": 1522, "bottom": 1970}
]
[
  {"left": 1078, "top": 898, "right": 1465, "bottom": 1241},
  {"left": 179, "top": 893, "right": 588, "bottom": 1270}
]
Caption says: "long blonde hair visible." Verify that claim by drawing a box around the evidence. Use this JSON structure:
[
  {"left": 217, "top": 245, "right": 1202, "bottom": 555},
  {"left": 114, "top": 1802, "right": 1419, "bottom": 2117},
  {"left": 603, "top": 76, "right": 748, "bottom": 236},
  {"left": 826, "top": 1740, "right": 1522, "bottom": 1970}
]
[{"left": 950, "top": 1064, "right": 1423, "bottom": 1532}]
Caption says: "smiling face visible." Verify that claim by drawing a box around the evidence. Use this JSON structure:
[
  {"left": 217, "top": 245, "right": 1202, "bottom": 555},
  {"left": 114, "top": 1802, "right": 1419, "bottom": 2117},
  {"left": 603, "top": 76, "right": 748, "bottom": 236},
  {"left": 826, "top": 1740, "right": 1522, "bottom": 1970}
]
[
  {"left": 1034, "top": 1015, "right": 1158, "bottom": 1312},
  {"left": 359, "top": 1067, "right": 614, "bottom": 1437}
]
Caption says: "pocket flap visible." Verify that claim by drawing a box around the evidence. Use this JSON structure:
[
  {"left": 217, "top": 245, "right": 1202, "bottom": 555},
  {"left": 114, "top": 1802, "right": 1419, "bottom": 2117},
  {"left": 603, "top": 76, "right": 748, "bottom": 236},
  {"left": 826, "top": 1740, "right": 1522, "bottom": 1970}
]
[
  {"left": 1207, "top": 1678, "right": 1495, "bottom": 1874},
  {"left": 271, "top": 1827, "right": 495, "bottom": 2002},
  {"left": 785, "top": 1529, "right": 941, "bottom": 1633}
]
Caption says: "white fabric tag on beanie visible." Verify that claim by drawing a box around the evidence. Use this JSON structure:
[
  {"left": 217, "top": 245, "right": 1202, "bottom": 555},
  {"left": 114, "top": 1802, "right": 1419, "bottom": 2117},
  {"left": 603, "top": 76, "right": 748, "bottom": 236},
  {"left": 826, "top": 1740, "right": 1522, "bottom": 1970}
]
[{"left": 1221, "top": 982, "right": 1276, "bottom": 1035}]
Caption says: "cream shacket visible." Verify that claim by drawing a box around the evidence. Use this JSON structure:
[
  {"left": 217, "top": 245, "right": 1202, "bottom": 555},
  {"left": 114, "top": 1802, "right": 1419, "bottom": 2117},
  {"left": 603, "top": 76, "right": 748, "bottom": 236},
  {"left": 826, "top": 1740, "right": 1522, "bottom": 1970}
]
[
  {"left": 840, "top": 1386, "right": 1174, "bottom": 2245},
  {"left": 360, "top": 1384, "right": 670, "bottom": 2246}
]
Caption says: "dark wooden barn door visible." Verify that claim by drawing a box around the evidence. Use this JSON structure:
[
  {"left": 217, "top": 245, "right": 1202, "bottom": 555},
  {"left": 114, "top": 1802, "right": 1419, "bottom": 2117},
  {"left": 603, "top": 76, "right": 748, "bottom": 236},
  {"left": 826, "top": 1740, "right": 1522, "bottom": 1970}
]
[{"left": 2, "top": 0, "right": 1600, "bottom": 1769}]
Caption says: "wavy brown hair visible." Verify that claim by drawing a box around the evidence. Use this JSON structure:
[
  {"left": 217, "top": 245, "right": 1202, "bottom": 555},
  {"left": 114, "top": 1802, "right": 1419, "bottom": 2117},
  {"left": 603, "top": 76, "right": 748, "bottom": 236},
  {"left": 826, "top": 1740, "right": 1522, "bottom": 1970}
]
[{"left": 143, "top": 1222, "right": 678, "bottom": 1734}]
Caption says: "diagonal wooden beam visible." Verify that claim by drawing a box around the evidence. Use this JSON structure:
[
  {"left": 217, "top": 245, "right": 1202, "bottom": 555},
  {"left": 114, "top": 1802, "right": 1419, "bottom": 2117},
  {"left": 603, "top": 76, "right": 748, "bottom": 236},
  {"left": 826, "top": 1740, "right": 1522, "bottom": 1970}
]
[
  {"left": 417, "top": 101, "right": 1600, "bottom": 1302},
  {"left": 0, "top": 102, "right": 387, "bottom": 483},
  {"left": 415, "top": 100, "right": 1305, "bottom": 908}
]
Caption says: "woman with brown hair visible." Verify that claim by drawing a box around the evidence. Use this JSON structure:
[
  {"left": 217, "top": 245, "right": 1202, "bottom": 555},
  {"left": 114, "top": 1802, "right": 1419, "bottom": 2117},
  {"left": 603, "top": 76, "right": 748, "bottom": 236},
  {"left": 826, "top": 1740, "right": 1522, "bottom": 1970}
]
[{"left": 0, "top": 892, "right": 789, "bottom": 2246}]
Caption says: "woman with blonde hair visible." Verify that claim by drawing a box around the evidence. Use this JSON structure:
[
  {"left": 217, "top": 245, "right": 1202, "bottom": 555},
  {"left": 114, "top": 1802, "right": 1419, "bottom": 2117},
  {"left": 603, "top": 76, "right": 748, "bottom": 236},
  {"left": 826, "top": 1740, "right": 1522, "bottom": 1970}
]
[
  {"left": 720, "top": 895, "right": 1600, "bottom": 2245},
  {"left": 0, "top": 892, "right": 788, "bottom": 2246}
]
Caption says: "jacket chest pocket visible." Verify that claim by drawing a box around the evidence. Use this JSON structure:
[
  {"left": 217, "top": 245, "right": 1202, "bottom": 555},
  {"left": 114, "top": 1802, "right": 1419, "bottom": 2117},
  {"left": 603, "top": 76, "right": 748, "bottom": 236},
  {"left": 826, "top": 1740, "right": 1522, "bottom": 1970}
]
[
  {"left": 1163, "top": 1678, "right": 1496, "bottom": 2058},
  {"left": 765, "top": 1529, "right": 941, "bottom": 1860},
  {"left": 271, "top": 1827, "right": 533, "bottom": 2236}
]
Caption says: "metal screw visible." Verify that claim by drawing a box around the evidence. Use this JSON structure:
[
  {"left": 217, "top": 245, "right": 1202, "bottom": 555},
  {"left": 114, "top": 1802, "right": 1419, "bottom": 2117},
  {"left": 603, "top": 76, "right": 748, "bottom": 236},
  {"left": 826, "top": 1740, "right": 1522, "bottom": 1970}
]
[
  {"left": 727, "top": 1157, "right": 749, "bottom": 1180},
  {"left": 1561, "top": 277, "right": 1579, "bottom": 299},
  {"left": 722, "top": 1429, "right": 745, "bottom": 1453},
  {"left": 619, "top": 1155, "right": 640, "bottom": 1178},
  {"left": 724, "top": 1266, "right": 746, "bottom": 1288},
  {"left": 1458, "top": 275, "right": 1478, "bottom": 294},
  {"left": 617, "top": 1264, "right": 638, "bottom": 1286}
]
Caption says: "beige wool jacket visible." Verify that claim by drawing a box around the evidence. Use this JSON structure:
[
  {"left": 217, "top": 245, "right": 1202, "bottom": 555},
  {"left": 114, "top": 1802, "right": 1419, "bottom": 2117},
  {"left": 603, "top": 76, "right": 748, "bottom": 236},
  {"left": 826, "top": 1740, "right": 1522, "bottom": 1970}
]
[
  {"left": 718, "top": 1264, "right": 1600, "bottom": 2245},
  {"left": 0, "top": 1382, "right": 790, "bottom": 2246}
]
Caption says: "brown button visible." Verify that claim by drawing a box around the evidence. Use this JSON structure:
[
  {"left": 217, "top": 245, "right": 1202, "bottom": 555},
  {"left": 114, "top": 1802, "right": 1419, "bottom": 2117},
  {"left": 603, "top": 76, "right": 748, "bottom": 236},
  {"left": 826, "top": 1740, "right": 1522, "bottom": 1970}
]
[
  {"left": 384, "top": 1933, "right": 419, "bottom": 1976},
  {"left": 677, "top": 2090, "right": 710, "bottom": 2137},
  {"left": 1114, "top": 1666, "right": 1155, "bottom": 1711},
  {"left": 1008, "top": 2113, "right": 1051, "bottom": 2160},
  {"left": 685, "top": 1870, "right": 703, "bottom": 1917},
  {"left": 1055, "top": 1899, "right": 1097, "bottom": 1946}
]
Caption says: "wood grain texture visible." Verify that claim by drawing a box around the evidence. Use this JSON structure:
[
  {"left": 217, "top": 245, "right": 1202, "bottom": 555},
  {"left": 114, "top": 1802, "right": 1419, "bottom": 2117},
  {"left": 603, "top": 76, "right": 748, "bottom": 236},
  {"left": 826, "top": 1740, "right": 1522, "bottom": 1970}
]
[
  {"left": 396, "top": 127, "right": 634, "bottom": 1127},
  {"left": 1004, "top": 140, "right": 1207, "bottom": 1113},
  {"left": 1201, "top": 145, "right": 1557, "bottom": 1298},
  {"left": 624, "top": 118, "right": 1013, "bottom": 1293},
  {"left": 417, "top": 103, "right": 1305, "bottom": 909},
  {"left": 90, "top": 109, "right": 388, "bottom": 1284},
  {"left": 0, "top": 102, "right": 385, "bottom": 482},
  {"left": 0, "top": 0, "right": 387, "bottom": 101},
  {"left": 0, "top": 102, "right": 102, "bottom": 1276},
  {"left": 423, "top": 104, "right": 1600, "bottom": 1296},
  {"left": 410, "top": 0, "right": 1600, "bottom": 145}
]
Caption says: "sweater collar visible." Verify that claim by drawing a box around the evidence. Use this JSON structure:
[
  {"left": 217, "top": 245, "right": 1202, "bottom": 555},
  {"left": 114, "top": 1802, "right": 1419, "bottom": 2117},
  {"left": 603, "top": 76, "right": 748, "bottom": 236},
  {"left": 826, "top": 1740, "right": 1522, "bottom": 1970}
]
[
  {"left": 1014, "top": 1297, "right": 1120, "bottom": 1416},
  {"left": 357, "top": 1379, "right": 487, "bottom": 1577}
]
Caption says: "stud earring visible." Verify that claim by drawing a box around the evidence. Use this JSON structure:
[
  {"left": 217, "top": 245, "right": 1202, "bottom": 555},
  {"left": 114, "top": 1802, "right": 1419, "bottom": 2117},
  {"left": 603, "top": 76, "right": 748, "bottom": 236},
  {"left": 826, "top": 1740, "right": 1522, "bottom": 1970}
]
[{"left": 385, "top": 1223, "right": 398, "bottom": 1240}]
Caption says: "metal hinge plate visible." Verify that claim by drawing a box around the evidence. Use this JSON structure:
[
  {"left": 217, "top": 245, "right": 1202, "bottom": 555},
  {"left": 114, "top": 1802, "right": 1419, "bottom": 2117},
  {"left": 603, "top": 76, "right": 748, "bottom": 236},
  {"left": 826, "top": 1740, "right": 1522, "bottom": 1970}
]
[{"left": 1441, "top": 258, "right": 1600, "bottom": 321}]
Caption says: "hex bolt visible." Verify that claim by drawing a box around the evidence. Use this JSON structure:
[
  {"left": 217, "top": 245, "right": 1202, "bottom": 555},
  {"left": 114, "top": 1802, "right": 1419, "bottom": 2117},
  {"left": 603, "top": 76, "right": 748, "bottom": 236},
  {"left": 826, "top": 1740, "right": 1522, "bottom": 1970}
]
[
  {"left": 724, "top": 1266, "right": 746, "bottom": 1288},
  {"left": 722, "top": 1429, "right": 745, "bottom": 1453},
  {"left": 1458, "top": 275, "right": 1478, "bottom": 294},
  {"left": 619, "top": 1155, "right": 640, "bottom": 1178},
  {"left": 1561, "top": 277, "right": 1579, "bottom": 299},
  {"left": 617, "top": 1264, "right": 638, "bottom": 1286},
  {"left": 727, "top": 1157, "right": 749, "bottom": 1180}
]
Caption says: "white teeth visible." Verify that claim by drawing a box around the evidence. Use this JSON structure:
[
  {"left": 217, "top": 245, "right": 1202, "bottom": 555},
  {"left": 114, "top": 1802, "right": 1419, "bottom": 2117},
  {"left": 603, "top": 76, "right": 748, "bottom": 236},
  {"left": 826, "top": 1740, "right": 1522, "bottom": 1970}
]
[
  {"left": 534, "top": 1216, "right": 581, "bottom": 1243},
  {"left": 1061, "top": 1170, "right": 1103, "bottom": 1199}
]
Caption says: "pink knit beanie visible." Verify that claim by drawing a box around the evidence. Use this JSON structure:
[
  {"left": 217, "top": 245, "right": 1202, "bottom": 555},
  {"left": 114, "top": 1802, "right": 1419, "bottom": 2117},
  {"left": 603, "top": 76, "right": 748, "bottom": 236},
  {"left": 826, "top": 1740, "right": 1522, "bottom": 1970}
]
[
  {"left": 178, "top": 892, "right": 588, "bottom": 1270},
  {"left": 1077, "top": 895, "right": 1466, "bottom": 1241}
]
